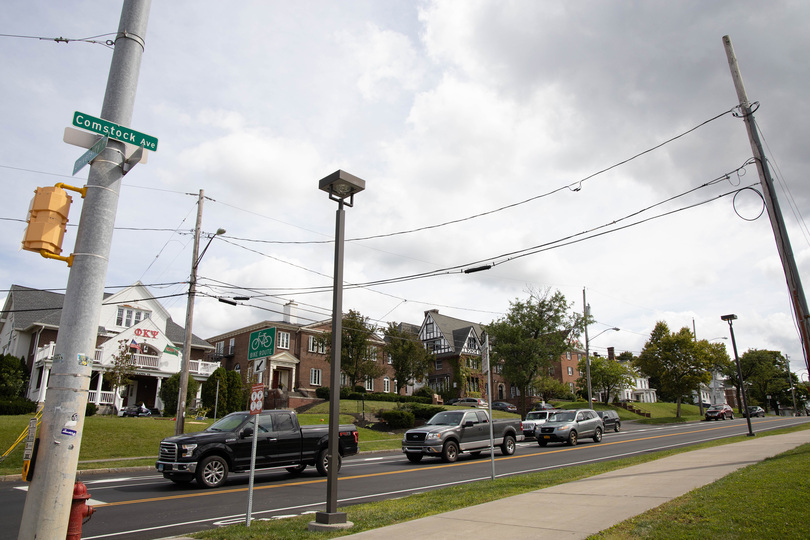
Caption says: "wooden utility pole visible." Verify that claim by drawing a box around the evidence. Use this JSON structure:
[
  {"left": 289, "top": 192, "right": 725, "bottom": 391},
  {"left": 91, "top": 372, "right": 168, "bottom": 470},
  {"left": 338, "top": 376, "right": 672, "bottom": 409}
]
[{"left": 723, "top": 35, "right": 810, "bottom": 375}]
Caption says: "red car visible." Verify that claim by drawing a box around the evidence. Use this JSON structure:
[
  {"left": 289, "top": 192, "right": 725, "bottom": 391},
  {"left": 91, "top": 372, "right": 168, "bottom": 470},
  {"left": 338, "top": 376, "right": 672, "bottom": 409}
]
[{"left": 705, "top": 404, "right": 734, "bottom": 420}]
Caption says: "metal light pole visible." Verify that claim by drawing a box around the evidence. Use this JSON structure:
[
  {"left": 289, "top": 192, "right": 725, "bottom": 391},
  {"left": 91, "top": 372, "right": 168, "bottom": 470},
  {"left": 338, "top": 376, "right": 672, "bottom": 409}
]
[
  {"left": 721, "top": 314, "right": 754, "bottom": 437},
  {"left": 309, "top": 170, "right": 365, "bottom": 532},
  {"left": 174, "top": 196, "right": 225, "bottom": 436}
]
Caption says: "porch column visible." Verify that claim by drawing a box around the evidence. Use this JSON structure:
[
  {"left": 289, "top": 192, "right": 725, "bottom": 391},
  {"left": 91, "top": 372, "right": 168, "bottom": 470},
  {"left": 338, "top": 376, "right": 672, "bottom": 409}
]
[
  {"left": 37, "top": 366, "right": 51, "bottom": 403},
  {"left": 94, "top": 371, "right": 103, "bottom": 405},
  {"left": 155, "top": 377, "right": 164, "bottom": 410}
]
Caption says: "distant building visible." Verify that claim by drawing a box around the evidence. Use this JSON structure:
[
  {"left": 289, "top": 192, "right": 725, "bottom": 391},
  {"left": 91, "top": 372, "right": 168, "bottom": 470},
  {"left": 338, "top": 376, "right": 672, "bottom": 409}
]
[{"left": 0, "top": 282, "right": 216, "bottom": 413}]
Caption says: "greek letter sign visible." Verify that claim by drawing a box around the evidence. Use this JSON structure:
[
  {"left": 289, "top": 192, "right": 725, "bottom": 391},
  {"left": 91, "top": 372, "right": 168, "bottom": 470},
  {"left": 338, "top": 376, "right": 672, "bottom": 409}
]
[{"left": 72, "top": 111, "right": 158, "bottom": 151}]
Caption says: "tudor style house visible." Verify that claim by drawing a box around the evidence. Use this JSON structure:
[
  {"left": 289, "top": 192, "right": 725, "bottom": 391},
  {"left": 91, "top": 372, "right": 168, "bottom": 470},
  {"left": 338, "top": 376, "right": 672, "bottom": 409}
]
[
  {"left": 0, "top": 282, "right": 216, "bottom": 413},
  {"left": 205, "top": 303, "right": 398, "bottom": 408}
]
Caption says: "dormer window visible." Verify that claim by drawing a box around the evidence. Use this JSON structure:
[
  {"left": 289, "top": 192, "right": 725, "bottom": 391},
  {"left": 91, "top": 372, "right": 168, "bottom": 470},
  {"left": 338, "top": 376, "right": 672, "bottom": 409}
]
[{"left": 116, "top": 306, "right": 150, "bottom": 328}]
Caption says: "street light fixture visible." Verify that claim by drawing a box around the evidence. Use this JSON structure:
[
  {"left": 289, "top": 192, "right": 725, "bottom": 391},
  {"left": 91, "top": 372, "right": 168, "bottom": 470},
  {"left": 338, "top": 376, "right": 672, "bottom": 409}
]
[
  {"left": 585, "top": 326, "right": 620, "bottom": 404},
  {"left": 175, "top": 226, "right": 226, "bottom": 436},
  {"left": 721, "top": 314, "right": 755, "bottom": 437},
  {"left": 309, "top": 170, "right": 365, "bottom": 532}
]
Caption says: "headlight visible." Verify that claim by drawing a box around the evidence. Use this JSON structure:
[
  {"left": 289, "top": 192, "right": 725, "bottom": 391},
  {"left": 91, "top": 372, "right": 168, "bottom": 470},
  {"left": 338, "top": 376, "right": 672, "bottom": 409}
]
[
  {"left": 426, "top": 432, "right": 442, "bottom": 440},
  {"left": 557, "top": 425, "right": 570, "bottom": 432},
  {"left": 180, "top": 443, "right": 197, "bottom": 457}
]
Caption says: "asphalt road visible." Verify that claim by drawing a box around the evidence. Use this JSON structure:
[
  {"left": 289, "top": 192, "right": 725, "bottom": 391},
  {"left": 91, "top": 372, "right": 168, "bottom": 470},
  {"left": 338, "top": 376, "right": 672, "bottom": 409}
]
[{"left": 3, "top": 415, "right": 807, "bottom": 539}]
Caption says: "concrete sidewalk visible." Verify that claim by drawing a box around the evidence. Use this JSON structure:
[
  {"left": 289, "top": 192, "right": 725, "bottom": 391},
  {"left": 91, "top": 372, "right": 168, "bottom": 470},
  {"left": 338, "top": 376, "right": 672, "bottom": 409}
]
[{"left": 340, "top": 429, "right": 810, "bottom": 539}]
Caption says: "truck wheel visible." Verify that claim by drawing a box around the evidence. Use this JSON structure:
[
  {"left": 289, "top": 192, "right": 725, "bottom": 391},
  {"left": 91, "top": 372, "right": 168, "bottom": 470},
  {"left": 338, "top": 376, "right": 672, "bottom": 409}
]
[
  {"left": 614, "top": 422, "right": 621, "bottom": 433},
  {"left": 592, "top": 427, "right": 602, "bottom": 443},
  {"left": 406, "top": 453, "right": 423, "bottom": 463},
  {"left": 441, "top": 441, "right": 459, "bottom": 463},
  {"left": 567, "top": 431, "right": 578, "bottom": 446},
  {"left": 501, "top": 435, "right": 516, "bottom": 456},
  {"left": 196, "top": 455, "right": 228, "bottom": 488},
  {"left": 286, "top": 464, "right": 306, "bottom": 474},
  {"left": 315, "top": 449, "right": 342, "bottom": 476}
]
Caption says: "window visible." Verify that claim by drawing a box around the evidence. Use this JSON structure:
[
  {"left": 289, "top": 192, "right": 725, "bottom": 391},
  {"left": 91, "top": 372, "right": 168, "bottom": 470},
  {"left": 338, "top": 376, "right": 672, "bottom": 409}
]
[
  {"left": 365, "top": 377, "right": 374, "bottom": 392},
  {"left": 566, "top": 351, "right": 571, "bottom": 360},
  {"left": 228, "top": 338, "right": 235, "bottom": 355},
  {"left": 548, "top": 366, "right": 555, "bottom": 375},
  {"left": 277, "top": 331, "right": 290, "bottom": 350},
  {"left": 116, "top": 307, "right": 149, "bottom": 328},
  {"left": 387, "top": 353, "right": 393, "bottom": 365},
  {"left": 310, "top": 368, "right": 322, "bottom": 386},
  {"left": 435, "top": 359, "right": 443, "bottom": 370},
  {"left": 466, "top": 335, "right": 477, "bottom": 349},
  {"left": 308, "top": 336, "right": 325, "bottom": 354},
  {"left": 383, "top": 377, "right": 390, "bottom": 393},
  {"left": 340, "top": 373, "right": 348, "bottom": 386},
  {"left": 567, "top": 366, "right": 574, "bottom": 376},
  {"left": 215, "top": 341, "right": 224, "bottom": 355},
  {"left": 368, "top": 347, "right": 377, "bottom": 362},
  {"left": 568, "top": 382, "right": 575, "bottom": 393},
  {"left": 425, "top": 321, "right": 435, "bottom": 336}
]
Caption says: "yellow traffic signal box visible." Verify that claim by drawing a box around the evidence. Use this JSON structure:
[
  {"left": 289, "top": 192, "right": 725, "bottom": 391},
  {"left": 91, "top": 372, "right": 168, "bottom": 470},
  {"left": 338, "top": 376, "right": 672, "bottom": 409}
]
[{"left": 22, "top": 186, "right": 73, "bottom": 255}]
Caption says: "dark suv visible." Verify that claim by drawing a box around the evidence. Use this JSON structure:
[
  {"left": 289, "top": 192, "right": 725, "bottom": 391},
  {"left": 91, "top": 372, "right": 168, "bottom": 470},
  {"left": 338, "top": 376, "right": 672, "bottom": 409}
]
[
  {"left": 705, "top": 404, "right": 734, "bottom": 421},
  {"left": 596, "top": 410, "right": 621, "bottom": 432}
]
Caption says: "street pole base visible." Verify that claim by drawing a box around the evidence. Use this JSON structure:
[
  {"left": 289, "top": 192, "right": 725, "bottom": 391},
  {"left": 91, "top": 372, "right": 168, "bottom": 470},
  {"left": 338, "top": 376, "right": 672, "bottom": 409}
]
[
  {"left": 747, "top": 433, "right": 756, "bottom": 437},
  {"left": 308, "top": 512, "right": 353, "bottom": 532}
]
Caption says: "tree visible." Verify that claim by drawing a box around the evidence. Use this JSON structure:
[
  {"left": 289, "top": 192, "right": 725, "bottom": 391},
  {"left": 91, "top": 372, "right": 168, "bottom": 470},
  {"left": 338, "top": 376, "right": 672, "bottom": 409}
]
[
  {"left": 531, "top": 375, "right": 573, "bottom": 402},
  {"left": 578, "top": 354, "right": 634, "bottom": 404},
  {"left": 201, "top": 367, "right": 244, "bottom": 417},
  {"left": 383, "top": 322, "right": 433, "bottom": 394},
  {"left": 159, "top": 372, "right": 199, "bottom": 418},
  {"left": 0, "top": 354, "right": 28, "bottom": 398},
  {"left": 727, "top": 349, "right": 789, "bottom": 413},
  {"left": 323, "top": 310, "right": 385, "bottom": 388},
  {"left": 104, "top": 340, "right": 138, "bottom": 404},
  {"left": 636, "top": 321, "right": 726, "bottom": 417},
  {"left": 486, "top": 288, "right": 585, "bottom": 415}
]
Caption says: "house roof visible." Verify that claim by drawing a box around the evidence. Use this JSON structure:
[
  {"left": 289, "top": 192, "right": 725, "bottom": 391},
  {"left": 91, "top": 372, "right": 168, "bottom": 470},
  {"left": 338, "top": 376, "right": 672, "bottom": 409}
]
[{"left": 425, "top": 309, "right": 483, "bottom": 354}]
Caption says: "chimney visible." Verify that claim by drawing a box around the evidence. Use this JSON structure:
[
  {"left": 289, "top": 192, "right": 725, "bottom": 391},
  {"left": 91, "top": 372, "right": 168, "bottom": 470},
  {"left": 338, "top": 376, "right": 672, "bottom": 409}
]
[
  {"left": 283, "top": 301, "right": 297, "bottom": 324},
  {"left": 608, "top": 347, "right": 615, "bottom": 361}
]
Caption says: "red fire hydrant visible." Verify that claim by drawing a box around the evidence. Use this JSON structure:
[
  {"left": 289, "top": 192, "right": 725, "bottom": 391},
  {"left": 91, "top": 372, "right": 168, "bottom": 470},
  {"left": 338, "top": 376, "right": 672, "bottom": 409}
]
[{"left": 67, "top": 480, "right": 94, "bottom": 540}]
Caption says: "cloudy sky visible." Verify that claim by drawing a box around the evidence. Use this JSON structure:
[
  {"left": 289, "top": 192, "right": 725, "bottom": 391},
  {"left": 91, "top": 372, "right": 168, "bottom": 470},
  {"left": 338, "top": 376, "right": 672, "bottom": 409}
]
[{"left": 2, "top": 1, "right": 809, "bottom": 380}]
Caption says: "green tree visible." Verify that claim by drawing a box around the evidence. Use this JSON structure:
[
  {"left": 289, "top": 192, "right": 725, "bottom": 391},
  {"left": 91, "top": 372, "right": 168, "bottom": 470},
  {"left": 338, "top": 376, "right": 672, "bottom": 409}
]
[
  {"left": 104, "top": 340, "right": 137, "bottom": 402},
  {"left": 727, "top": 349, "right": 789, "bottom": 413},
  {"left": 323, "top": 309, "right": 385, "bottom": 388},
  {"left": 531, "top": 375, "right": 573, "bottom": 402},
  {"left": 383, "top": 322, "right": 434, "bottom": 394},
  {"left": 636, "top": 322, "right": 725, "bottom": 417},
  {"left": 200, "top": 367, "right": 244, "bottom": 417},
  {"left": 578, "top": 354, "right": 635, "bottom": 405},
  {"left": 159, "top": 372, "right": 199, "bottom": 419},
  {"left": 486, "top": 288, "right": 585, "bottom": 415},
  {"left": 0, "top": 354, "right": 28, "bottom": 398},
  {"left": 226, "top": 370, "right": 245, "bottom": 413}
]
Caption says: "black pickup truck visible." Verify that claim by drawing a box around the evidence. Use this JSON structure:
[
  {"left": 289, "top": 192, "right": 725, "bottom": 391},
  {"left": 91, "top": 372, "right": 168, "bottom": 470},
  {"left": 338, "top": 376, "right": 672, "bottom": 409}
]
[{"left": 156, "top": 409, "right": 358, "bottom": 488}]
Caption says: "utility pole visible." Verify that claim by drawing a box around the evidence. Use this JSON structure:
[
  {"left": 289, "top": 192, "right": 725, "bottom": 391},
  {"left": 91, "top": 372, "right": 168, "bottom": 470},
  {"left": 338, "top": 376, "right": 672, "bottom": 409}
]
[
  {"left": 176, "top": 189, "right": 204, "bottom": 436},
  {"left": 583, "top": 288, "right": 592, "bottom": 405},
  {"left": 18, "top": 2, "right": 151, "bottom": 538},
  {"left": 723, "top": 35, "right": 810, "bottom": 375}
]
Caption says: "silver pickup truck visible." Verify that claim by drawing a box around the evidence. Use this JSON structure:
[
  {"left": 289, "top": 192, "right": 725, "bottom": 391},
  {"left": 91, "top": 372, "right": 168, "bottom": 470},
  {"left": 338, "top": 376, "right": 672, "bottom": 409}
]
[{"left": 402, "top": 409, "right": 524, "bottom": 463}]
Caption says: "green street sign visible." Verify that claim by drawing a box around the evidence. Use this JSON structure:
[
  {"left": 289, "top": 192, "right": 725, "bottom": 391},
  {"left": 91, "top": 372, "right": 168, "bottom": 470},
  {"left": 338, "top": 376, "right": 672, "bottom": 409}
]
[
  {"left": 248, "top": 328, "right": 276, "bottom": 360},
  {"left": 72, "top": 111, "right": 158, "bottom": 151}
]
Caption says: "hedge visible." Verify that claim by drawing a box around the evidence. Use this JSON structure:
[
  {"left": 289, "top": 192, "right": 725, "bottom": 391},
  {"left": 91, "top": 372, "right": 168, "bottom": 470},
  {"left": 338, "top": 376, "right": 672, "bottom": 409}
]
[
  {"left": 311, "top": 387, "right": 431, "bottom": 404},
  {"left": 0, "top": 397, "right": 38, "bottom": 415},
  {"left": 380, "top": 410, "right": 415, "bottom": 429}
]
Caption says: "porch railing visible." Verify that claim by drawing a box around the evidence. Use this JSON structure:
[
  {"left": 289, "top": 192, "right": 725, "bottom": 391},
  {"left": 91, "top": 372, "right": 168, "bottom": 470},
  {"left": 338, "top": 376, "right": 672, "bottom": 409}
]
[{"left": 89, "top": 390, "right": 116, "bottom": 404}]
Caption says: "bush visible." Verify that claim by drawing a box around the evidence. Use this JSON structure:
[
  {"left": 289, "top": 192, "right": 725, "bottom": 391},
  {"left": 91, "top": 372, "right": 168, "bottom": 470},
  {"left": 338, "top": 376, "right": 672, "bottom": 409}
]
[
  {"left": 380, "top": 410, "right": 415, "bottom": 429},
  {"left": 0, "top": 397, "right": 38, "bottom": 415},
  {"left": 315, "top": 386, "right": 330, "bottom": 399},
  {"left": 158, "top": 373, "right": 199, "bottom": 416},
  {"left": 86, "top": 402, "right": 97, "bottom": 417},
  {"left": 412, "top": 386, "right": 433, "bottom": 398},
  {"left": 354, "top": 385, "right": 366, "bottom": 394},
  {"left": 405, "top": 403, "right": 445, "bottom": 420}
]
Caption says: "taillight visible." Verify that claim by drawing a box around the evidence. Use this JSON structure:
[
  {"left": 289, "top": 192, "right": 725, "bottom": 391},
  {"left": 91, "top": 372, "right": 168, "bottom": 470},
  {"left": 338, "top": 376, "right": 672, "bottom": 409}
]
[{"left": 353, "top": 431, "right": 359, "bottom": 444}]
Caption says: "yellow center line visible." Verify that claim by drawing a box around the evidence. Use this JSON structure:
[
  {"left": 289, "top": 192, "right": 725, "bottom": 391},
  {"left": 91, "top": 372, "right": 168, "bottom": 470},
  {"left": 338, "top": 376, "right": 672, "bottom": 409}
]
[{"left": 96, "top": 418, "right": 783, "bottom": 507}]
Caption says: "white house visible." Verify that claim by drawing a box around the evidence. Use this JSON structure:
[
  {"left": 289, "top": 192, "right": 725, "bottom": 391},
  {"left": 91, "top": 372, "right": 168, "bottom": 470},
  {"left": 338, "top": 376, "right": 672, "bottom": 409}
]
[{"left": 0, "top": 282, "right": 217, "bottom": 413}]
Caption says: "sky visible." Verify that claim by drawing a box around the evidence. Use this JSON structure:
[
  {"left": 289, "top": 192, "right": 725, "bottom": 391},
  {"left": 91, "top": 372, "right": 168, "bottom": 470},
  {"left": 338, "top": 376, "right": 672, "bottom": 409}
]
[{"left": 2, "top": 1, "right": 810, "bottom": 381}]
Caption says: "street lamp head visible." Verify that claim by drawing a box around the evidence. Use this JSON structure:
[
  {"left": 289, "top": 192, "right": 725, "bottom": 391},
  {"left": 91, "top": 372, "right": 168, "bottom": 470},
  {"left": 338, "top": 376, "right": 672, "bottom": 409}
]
[
  {"left": 319, "top": 170, "right": 366, "bottom": 206},
  {"left": 721, "top": 314, "right": 738, "bottom": 322},
  {"left": 215, "top": 228, "right": 226, "bottom": 236}
]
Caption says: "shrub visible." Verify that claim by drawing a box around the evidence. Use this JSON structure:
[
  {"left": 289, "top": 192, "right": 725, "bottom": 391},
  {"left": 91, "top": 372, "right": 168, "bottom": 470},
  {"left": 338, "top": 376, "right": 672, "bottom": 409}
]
[
  {"left": 86, "top": 402, "right": 98, "bottom": 417},
  {"left": 405, "top": 403, "right": 445, "bottom": 420},
  {"left": 380, "top": 409, "right": 414, "bottom": 429},
  {"left": 353, "top": 385, "right": 366, "bottom": 394},
  {"left": 315, "top": 386, "right": 330, "bottom": 399},
  {"left": 0, "top": 397, "right": 38, "bottom": 415},
  {"left": 413, "top": 386, "right": 433, "bottom": 398}
]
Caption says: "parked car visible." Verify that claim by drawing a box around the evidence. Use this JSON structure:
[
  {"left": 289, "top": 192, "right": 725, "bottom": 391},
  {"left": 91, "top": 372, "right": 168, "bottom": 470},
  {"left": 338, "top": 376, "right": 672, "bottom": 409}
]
[
  {"left": 532, "top": 402, "right": 557, "bottom": 411},
  {"left": 444, "top": 398, "right": 461, "bottom": 406},
  {"left": 596, "top": 410, "right": 621, "bottom": 432},
  {"left": 536, "top": 409, "right": 604, "bottom": 447},
  {"left": 705, "top": 404, "right": 734, "bottom": 421},
  {"left": 521, "top": 409, "right": 554, "bottom": 438},
  {"left": 491, "top": 401, "right": 518, "bottom": 413},
  {"left": 455, "top": 397, "right": 489, "bottom": 408},
  {"left": 744, "top": 406, "right": 765, "bottom": 418},
  {"left": 120, "top": 405, "right": 151, "bottom": 417}
]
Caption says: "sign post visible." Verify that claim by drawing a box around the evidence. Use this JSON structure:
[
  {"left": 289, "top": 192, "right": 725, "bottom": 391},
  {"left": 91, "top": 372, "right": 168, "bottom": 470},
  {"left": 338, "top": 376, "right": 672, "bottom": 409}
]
[{"left": 245, "top": 384, "right": 263, "bottom": 527}]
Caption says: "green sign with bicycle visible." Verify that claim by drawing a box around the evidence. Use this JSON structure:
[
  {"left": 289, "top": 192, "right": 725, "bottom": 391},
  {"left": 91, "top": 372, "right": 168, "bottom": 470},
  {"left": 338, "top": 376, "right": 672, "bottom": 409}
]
[{"left": 248, "top": 328, "right": 276, "bottom": 360}]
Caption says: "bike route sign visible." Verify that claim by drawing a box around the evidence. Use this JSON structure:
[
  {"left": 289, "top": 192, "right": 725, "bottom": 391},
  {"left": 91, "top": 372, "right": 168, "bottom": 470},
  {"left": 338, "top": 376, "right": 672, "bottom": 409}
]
[{"left": 248, "top": 328, "right": 276, "bottom": 360}]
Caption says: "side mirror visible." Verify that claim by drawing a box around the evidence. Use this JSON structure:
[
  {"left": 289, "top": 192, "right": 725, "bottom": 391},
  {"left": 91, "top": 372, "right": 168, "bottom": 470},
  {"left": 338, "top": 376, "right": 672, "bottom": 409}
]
[
  {"left": 464, "top": 421, "right": 475, "bottom": 428},
  {"left": 242, "top": 426, "right": 254, "bottom": 438}
]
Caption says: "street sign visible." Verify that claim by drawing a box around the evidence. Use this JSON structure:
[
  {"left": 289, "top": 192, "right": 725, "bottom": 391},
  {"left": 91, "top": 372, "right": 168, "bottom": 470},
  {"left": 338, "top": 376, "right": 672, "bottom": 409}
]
[
  {"left": 254, "top": 358, "right": 266, "bottom": 373},
  {"left": 72, "top": 111, "right": 158, "bottom": 151},
  {"left": 72, "top": 135, "right": 108, "bottom": 175},
  {"left": 64, "top": 127, "right": 148, "bottom": 164},
  {"left": 249, "top": 384, "right": 264, "bottom": 415},
  {"left": 248, "top": 328, "right": 276, "bottom": 360}
]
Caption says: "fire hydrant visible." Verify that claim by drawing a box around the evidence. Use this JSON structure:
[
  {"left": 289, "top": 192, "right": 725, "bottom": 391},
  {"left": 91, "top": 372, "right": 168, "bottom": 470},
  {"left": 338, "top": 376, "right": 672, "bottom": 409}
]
[{"left": 67, "top": 480, "right": 94, "bottom": 540}]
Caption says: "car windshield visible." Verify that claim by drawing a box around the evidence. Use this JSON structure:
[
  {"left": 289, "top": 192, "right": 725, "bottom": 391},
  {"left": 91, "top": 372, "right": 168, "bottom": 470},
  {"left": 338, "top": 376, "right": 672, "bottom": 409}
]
[
  {"left": 548, "top": 411, "right": 576, "bottom": 423},
  {"left": 525, "top": 412, "right": 547, "bottom": 420},
  {"left": 708, "top": 405, "right": 724, "bottom": 411},
  {"left": 206, "top": 413, "right": 248, "bottom": 432},
  {"left": 426, "top": 411, "right": 465, "bottom": 426}
]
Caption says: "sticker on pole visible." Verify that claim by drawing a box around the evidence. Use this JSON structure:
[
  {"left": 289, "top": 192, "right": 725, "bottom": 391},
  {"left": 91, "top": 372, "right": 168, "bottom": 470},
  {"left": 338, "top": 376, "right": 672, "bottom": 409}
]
[{"left": 250, "top": 384, "right": 264, "bottom": 415}]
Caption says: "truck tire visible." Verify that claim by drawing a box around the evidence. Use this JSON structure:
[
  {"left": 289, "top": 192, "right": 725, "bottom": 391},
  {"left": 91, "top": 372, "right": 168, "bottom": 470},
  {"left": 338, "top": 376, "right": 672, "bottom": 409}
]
[
  {"left": 538, "top": 439, "right": 548, "bottom": 447},
  {"left": 592, "top": 427, "right": 602, "bottom": 443},
  {"left": 501, "top": 434, "right": 516, "bottom": 455},
  {"left": 614, "top": 421, "right": 621, "bottom": 433},
  {"left": 406, "top": 453, "right": 423, "bottom": 463},
  {"left": 315, "top": 448, "right": 342, "bottom": 476},
  {"left": 567, "top": 430, "right": 578, "bottom": 446},
  {"left": 441, "top": 441, "right": 459, "bottom": 463},
  {"left": 196, "top": 455, "right": 228, "bottom": 488},
  {"left": 286, "top": 464, "right": 306, "bottom": 474}
]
